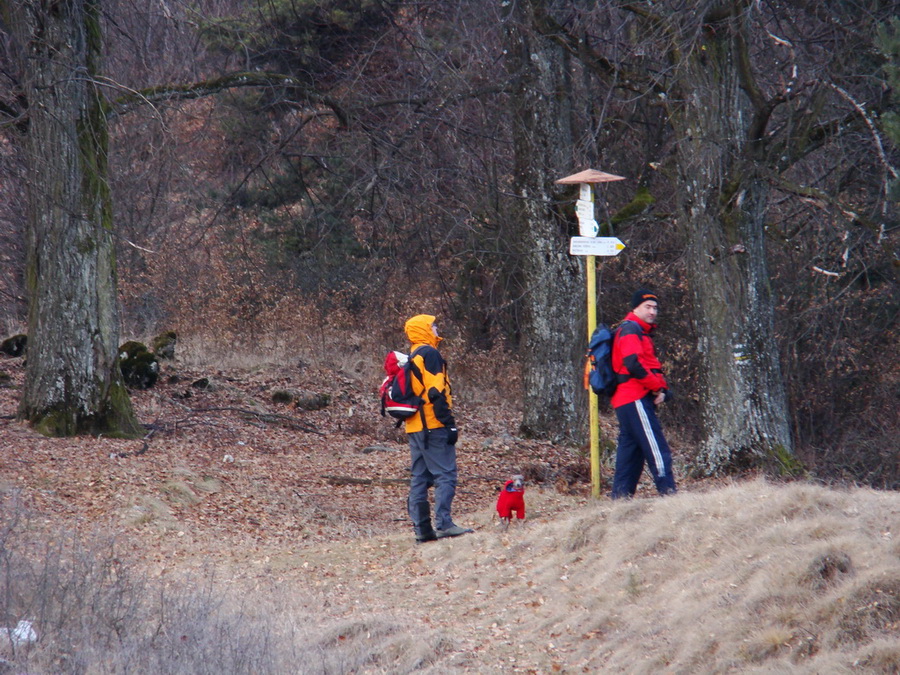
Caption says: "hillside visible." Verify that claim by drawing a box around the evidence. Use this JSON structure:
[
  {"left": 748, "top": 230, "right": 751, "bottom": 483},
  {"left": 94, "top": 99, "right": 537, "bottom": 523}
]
[{"left": 1, "top": 348, "right": 898, "bottom": 673}]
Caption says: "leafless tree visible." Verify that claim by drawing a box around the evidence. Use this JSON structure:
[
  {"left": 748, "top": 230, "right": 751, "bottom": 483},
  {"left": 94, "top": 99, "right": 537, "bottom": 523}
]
[
  {"left": 502, "top": 0, "right": 585, "bottom": 440},
  {"left": 5, "top": 0, "right": 142, "bottom": 436},
  {"left": 526, "top": 0, "right": 897, "bottom": 474}
]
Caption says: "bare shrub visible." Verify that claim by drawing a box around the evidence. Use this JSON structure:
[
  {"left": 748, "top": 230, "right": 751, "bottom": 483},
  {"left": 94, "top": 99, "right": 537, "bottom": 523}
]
[
  {"left": 0, "top": 499, "right": 147, "bottom": 672},
  {"left": 0, "top": 498, "right": 438, "bottom": 674}
]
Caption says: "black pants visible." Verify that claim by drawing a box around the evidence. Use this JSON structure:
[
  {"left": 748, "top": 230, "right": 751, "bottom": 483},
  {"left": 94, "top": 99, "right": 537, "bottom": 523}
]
[{"left": 612, "top": 395, "right": 676, "bottom": 498}]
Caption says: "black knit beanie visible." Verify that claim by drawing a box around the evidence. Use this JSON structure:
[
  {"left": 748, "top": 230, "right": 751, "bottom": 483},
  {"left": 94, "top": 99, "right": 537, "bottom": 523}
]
[{"left": 631, "top": 289, "right": 659, "bottom": 309}]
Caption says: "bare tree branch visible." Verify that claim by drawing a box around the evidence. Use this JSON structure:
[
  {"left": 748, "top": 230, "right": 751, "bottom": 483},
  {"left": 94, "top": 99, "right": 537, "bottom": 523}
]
[{"left": 106, "top": 71, "right": 349, "bottom": 127}]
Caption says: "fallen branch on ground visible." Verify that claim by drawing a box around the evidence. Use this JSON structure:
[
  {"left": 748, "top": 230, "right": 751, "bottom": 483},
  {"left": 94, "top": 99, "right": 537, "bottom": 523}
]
[{"left": 323, "top": 475, "right": 410, "bottom": 486}]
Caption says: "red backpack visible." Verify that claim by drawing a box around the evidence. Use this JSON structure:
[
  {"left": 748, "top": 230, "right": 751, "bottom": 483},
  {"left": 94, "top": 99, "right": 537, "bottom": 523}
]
[{"left": 380, "top": 348, "right": 425, "bottom": 423}]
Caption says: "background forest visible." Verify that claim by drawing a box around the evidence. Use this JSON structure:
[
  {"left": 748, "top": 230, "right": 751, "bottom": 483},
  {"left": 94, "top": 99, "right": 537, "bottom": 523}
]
[{"left": 0, "top": 0, "right": 897, "bottom": 487}]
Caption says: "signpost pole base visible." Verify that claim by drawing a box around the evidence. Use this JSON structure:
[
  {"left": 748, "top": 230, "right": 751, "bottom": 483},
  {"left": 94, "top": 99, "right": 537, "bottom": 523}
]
[{"left": 587, "top": 254, "right": 600, "bottom": 499}]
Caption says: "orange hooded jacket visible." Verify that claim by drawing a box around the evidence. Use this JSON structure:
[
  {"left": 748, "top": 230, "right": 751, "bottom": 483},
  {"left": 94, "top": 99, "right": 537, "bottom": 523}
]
[{"left": 403, "top": 314, "right": 454, "bottom": 433}]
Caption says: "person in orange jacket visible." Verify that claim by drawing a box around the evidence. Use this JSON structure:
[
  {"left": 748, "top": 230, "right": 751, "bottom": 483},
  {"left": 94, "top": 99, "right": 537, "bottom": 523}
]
[
  {"left": 610, "top": 290, "right": 677, "bottom": 498},
  {"left": 403, "top": 314, "right": 472, "bottom": 542}
]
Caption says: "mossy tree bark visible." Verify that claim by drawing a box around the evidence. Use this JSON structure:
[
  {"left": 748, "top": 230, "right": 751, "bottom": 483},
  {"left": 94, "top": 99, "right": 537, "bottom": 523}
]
[
  {"left": 504, "top": 0, "right": 584, "bottom": 441},
  {"left": 665, "top": 2, "right": 793, "bottom": 472},
  {"left": 8, "top": 0, "right": 142, "bottom": 437}
]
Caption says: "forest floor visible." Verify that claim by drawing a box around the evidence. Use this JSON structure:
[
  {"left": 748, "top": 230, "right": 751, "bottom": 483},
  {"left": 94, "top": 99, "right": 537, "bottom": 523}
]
[
  {"left": 1, "top": 350, "right": 898, "bottom": 674},
  {"left": 0, "top": 347, "right": 599, "bottom": 557}
]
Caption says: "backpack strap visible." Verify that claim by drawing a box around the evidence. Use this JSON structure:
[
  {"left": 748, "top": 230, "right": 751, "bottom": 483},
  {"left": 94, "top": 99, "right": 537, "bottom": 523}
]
[
  {"left": 407, "top": 346, "right": 430, "bottom": 434},
  {"left": 613, "top": 320, "right": 638, "bottom": 384},
  {"left": 407, "top": 345, "right": 427, "bottom": 392}
]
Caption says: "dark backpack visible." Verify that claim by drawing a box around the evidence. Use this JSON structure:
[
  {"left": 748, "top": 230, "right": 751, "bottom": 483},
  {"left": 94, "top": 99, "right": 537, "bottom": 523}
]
[
  {"left": 380, "top": 348, "right": 425, "bottom": 422},
  {"left": 584, "top": 322, "right": 623, "bottom": 397}
]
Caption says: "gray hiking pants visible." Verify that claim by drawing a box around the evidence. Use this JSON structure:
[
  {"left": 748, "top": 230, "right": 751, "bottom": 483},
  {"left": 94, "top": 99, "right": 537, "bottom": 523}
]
[{"left": 407, "top": 427, "right": 457, "bottom": 530}]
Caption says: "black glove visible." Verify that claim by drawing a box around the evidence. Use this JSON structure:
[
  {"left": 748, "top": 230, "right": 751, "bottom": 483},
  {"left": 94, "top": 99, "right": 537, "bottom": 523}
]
[{"left": 446, "top": 427, "right": 458, "bottom": 446}]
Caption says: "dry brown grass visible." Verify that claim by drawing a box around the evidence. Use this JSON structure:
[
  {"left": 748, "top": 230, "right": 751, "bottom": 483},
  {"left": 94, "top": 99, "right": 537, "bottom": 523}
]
[
  {"left": 380, "top": 478, "right": 899, "bottom": 673},
  {"left": 1, "top": 338, "right": 899, "bottom": 673}
]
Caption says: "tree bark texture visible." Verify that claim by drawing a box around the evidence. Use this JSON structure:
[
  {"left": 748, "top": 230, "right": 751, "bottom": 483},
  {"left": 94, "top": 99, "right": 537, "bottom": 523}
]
[
  {"left": 505, "top": 0, "right": 583, "bottom": 441},
  {"left": 666, "top": 3, "right": 792, "bottom": 472},
  {"left": 9, "top": 0, "right": 142, "bottom": 437}
]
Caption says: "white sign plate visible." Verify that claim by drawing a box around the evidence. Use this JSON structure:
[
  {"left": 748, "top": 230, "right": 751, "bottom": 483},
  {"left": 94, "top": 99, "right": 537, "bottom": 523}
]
[
  {"left": 575, "top": 199, "right": 598, "bottom": 236},
  {"left": 575, "top": 199, "right": 595, "bottom": 223},
  {"left": 578, "top": 219, "right": 599, "bottom": 237},
  {"left": 569, "top": 236, "right": 626, "bottom": 257}
]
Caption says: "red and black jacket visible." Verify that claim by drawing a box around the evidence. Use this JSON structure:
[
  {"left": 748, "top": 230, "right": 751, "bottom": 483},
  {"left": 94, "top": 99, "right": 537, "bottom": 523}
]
[{"left": 610, "top": 313, "right": 668, "bottom": 409}]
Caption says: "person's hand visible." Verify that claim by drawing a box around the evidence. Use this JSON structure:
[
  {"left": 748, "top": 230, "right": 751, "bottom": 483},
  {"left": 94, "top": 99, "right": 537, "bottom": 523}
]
[
  {"left": 654, "top": 391, "right": 666, "bottom": 406},
  {"left": 447, "top": 427, "right": 458, "bottom": 446}
]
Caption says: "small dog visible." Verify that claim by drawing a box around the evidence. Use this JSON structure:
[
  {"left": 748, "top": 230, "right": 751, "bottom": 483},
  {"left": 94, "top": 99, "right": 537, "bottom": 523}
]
[{"left": 496, "top": 475, "right": 525, "bottom": 531}]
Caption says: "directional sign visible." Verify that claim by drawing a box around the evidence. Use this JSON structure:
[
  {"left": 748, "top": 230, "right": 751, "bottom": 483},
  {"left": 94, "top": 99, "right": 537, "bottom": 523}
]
[
  {"left": 569, "top": 236, "right": 626, "bottom": 257},
  {"left": 575, "top": 199, "right": 595, "bottom": 223},
  {"left": 575, "top": 199, "right": 598, "bottom": 236}
]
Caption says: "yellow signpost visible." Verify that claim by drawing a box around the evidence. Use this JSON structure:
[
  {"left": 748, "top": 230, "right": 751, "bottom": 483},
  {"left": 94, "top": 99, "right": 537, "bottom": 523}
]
[{"left": 556, "top": 169, "right": 625, "bottom": 498}]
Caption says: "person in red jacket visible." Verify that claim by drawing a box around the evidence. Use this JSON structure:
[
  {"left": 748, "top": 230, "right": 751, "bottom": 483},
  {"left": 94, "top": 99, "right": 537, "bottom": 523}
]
[{"left": 610, "top": 289, "right": 677, "bottom": 498}]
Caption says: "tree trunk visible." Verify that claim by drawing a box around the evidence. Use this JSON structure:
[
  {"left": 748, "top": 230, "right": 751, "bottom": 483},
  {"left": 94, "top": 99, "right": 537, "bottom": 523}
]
[
  {"left": 505, "top": 0, "right": 583, "bottom": 441},
  {"left": 10, "top": 0, "right": 142, "bottom": 437},
  {"left": 667, "top": 4, "right": 793, "bottom": 472}
]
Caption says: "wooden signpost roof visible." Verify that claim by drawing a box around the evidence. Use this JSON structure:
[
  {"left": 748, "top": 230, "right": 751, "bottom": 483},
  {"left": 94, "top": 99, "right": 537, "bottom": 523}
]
[{"left": 555, "top": 169, "right": 625, "bottom": 184}]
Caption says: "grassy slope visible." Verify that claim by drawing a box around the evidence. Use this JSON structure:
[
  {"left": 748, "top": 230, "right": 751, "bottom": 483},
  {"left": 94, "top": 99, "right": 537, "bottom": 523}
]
[{"left": 256, "top": 479, "right": 900, "bottom": 674}]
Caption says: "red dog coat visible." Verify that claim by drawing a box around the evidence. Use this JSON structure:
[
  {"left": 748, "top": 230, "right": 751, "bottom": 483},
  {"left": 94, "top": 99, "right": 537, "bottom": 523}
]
[{"left": 496, "top": 479, "right": 525, "bottom": 520}]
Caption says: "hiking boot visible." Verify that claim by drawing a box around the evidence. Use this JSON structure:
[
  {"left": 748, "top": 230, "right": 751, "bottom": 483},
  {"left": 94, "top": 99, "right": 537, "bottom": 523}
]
[
  {"left": 415, "top": 531, "right": 438, "bottom": 544},
  {"left": 412, "top": 501, "right": 437, "bottom": 544},
  {"left": 435, "top": 525, "right": 473, "bottom": 538}
]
